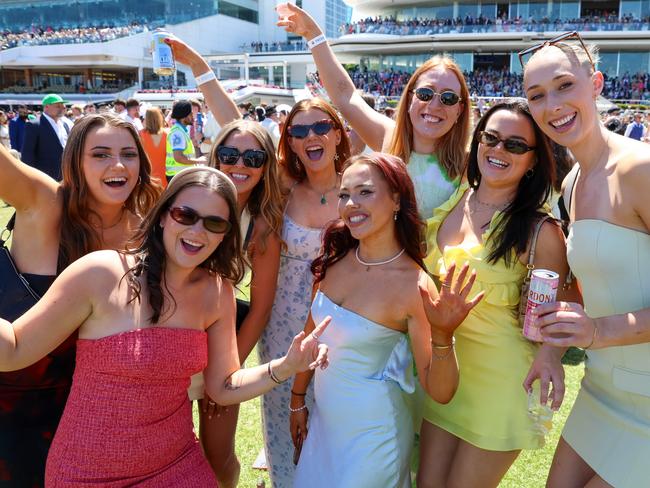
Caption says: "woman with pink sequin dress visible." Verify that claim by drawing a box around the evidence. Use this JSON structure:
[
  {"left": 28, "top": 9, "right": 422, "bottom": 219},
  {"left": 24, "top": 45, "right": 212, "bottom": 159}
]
[{"left": 0, "top": 167, "right": 330, "bottom": 487}]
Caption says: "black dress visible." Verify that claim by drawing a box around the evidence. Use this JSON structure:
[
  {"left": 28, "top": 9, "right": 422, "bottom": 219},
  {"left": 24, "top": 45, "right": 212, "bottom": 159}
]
[{"left": 0, "top": 273, "right": 77, "bottom": 488}]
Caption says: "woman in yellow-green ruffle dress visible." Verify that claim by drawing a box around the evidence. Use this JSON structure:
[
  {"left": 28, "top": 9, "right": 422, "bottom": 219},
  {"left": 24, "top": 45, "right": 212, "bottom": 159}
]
[
  {"left": 416, "top": 100, "right": 577, "bottom": 488},
  {"left": 423, "top": 183, "right": 542, "bottom": 451}
]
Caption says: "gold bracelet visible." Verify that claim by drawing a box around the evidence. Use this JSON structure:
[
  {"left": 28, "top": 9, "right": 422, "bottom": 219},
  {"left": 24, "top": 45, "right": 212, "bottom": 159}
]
[
  {"left": 431, "top": 336, "right": 456, "bottom": 349},
  {"left": 585, "top": 322, "right": 598, "bottom": 349}
]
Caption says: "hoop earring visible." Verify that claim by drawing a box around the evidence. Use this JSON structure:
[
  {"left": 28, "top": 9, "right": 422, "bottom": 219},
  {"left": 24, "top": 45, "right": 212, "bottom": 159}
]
[{"left": 525, "top": 167, "right": 535, "bottom": 178}]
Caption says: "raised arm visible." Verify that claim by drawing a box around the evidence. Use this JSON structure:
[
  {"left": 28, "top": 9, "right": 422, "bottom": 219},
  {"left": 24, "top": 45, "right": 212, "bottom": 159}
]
[
  {"left": 165, "top": 36, "right": 240, "bottom": 126},
  {"left": 235, "top": 220, "right": 282, "bottom": 364},
  {"left": 204, "top": 279, "right": 330, "bottom": 406},
  {"left": 0, "top": 141, "right": 59, "bottom": 213},
  {"left": 277, "top": 3, "right": 395, "bottom": 151},
  {"left": 413, "top": 266, "right": 482, "bottom": 403},
  {"left": 0, "top": 252, "right": 102, "bottom": 371}
]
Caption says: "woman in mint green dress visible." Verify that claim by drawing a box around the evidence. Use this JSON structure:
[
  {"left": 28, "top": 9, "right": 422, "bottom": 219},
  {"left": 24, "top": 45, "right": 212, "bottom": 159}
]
[
  {"left": 278, "top": 3, "right": 471, "bottom": 219},
  {"left": 523, "top": 36, "right": 650, "bottom": 488}
]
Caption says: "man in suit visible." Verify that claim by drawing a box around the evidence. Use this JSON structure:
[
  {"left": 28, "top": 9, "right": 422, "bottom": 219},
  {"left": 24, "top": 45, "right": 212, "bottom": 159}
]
[
  {"left": 8, "top": 105, "right": 28, "bottom": 151},
  {"left": 21, "top": 94, "right": 73, "bottom": 181}
]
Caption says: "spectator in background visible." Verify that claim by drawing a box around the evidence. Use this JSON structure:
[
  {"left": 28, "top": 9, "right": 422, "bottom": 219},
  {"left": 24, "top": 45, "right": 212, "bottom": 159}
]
[
  {"left": 348, "top": 93, "right": 376, "bottom": 155},
  {"left": 0, "top": 111, "right": 10, "bottom": 149},
  {"left": 113, "top": 98, "right": 126, "bottom": 116},
  {"left": 624, "top": 112, "right": 646, "bottom": 140},
  {"left": 165, "top": 100, "right": 204, "bottom": 182},
  {"left": 84, "top": 103, "right": 96, "bottom": 115},
  {"left": 70, "top": 104, "right": 84, "bottom": 122},
  {"left": 190, "top": 99, "right": 204, "bottom": 156},
  {"left": 256, "top": 105, "right": 280, "bottom": 147},
  {"left": 121, "top": 98, "right": 143, "bottom": 131},
  {"left": 9, "top": 105, "right": 27, "bottom": 151},
  {"left": 21, "top": 94, "right": 73, "bottom": 180},
  {"left": 199, "top": 110, "right": 220, "bottom": 157},
  {"left": 273, "top": 104, "right": 292, "bottom": 134},
  {"left": 139, "top": 106, "right": 168, "bottom": 189}
]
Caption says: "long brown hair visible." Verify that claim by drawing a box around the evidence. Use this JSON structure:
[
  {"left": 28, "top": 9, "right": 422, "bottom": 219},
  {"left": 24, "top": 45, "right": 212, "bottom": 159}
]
[
  {"left": 386, "top": 56, "right": 470, "bottom": 180},
  {"left": 143, "top": 106, "right": 164, "bottom": 135},
  {"left": 209, "top": 119, "right": 284, "bottom": 253},
  {"left": 125, "top": 166, "right": 246, "bottom": 324},
  {"left": 466, "top": 99, "right": 556, "bottom": 266},
  {"left": 278, "top": 98, "right": 351, "bottom": 182},
  {"left": 58, "top": 113, "right": 161, "bottom": 270},
  {"left": 311, "top": 153, "right": 425, "bottom": 283}
]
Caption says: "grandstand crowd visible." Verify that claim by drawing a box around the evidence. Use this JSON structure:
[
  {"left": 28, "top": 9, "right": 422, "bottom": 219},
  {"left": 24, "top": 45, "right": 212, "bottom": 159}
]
[
  {"left": 0, "top": 23, "right": 148, "bottom": 50},
  {"left": 347, "top": 66, "right": 650, "bottom": 101},
  {"left": 340, "top": 11, "right": 650, "bottom": 35}
]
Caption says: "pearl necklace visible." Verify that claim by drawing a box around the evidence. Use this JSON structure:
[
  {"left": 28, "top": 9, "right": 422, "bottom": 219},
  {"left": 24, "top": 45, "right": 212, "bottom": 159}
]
[{"left": 355, "top": 247, "right": 406, "bottom": 271}]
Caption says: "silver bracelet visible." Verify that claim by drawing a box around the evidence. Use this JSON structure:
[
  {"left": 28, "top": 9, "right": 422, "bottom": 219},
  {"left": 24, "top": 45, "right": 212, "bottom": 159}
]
[
  {"left": 289, "top": 404, "right": 307, "bottom": 413},
  {"left": 268, "top": 360, "right": 286, "bottom": 384},
  {"left": 195, "top": 70, "right": 217, "bottom": 86},
  {"left": 307, "top": 34, "right": 326, "bottom": 50}
]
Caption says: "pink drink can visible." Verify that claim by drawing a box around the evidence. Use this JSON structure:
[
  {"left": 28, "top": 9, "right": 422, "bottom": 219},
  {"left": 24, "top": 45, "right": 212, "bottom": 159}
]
[{"left": 523, "top": 269, "right": 559, "bottom": 342}]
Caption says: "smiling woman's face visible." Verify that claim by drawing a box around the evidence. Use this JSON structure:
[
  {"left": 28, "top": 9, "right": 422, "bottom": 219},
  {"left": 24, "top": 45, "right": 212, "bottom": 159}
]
[{"left": 523, "top": 45, "right": 602, "bottom": 149}]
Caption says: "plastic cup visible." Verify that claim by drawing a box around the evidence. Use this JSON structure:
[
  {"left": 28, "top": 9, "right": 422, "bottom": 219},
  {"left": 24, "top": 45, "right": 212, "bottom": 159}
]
[{"left": 527, "top": 381, "right": 554, "bottom": 438}]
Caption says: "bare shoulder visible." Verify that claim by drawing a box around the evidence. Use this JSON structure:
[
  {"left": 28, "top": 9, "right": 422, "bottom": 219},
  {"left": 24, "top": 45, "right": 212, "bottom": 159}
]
[
  {"left": 536, "top": 218, "right": 566, "bottom": 255},
  {"left": 393, "top": 260, "right": 430, "bottom": 313},
  {"left": 60, "top": 250, "right": 129, "bottom": 292}
]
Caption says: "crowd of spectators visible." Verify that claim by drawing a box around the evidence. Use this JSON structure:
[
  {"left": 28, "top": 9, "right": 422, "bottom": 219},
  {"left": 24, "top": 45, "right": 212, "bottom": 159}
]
[
  {"left": 0, "top": 23, "right": 147, "bottom": 50},
  {"left": 248, "top": 40, "right": 306, "bottom": 52},
  {"left": 346, "top": 66, "right": 650, "bottom": 101},
  {"left": 340, "top": 11, "right": 650, "bottom": 36}
]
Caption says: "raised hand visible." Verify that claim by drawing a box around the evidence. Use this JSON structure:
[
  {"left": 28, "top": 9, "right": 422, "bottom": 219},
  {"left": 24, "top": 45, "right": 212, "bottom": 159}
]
[
  {"left": 536, "top": 301, "right": 599, "bottom": 349},
  {"left": 164, "top": 36, "right": 204, "bottom": 71},
  {"left": 419, "top": 262, "right": 484, "bottom": 341},
  {"left": 276, "top": 2, "right": 322, "bottom": 40},
  {"left": 283, "top": 316, "right": 331, "bottom": 374}
]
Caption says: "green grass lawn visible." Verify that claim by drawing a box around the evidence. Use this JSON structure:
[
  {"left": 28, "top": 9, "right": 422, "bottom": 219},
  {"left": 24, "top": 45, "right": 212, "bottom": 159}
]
[{"left": 1, "top": 203, "right": 585, "bottom": 488}]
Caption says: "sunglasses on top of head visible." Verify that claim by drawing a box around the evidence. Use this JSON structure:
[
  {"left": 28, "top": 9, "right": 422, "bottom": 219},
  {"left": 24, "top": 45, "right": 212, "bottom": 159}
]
[
  {"left": 168, "top": 206, "right": 231, "bottom": 234},
  {"left": 287, "top": 120, "right": 334, "bottom": 139},
  {"left": 216, "top": 145, "right": 267, "bottom": 169},
  {"left": 478, "top": 131, "right": 536, "bottom": 155},
  {"left": 412, "top": 87, "right": 462, "bottom": 106},
  {"left": 517, "top": 31, "right": 595, "bottom": 70}
]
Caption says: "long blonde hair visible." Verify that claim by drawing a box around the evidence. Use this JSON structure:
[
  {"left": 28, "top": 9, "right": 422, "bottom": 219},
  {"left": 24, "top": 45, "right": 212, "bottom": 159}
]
[
  {"left": 387, "top": 56, "right": 470, "bottom": 180},
  {"left": 209, "top": 119, "right": 284, "bottom": 253}
]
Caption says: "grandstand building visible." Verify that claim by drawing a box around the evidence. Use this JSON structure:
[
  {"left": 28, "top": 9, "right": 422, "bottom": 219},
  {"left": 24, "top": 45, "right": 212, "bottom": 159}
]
[{"left": 1, "top": 0, "right": 649, "bottom": 106}]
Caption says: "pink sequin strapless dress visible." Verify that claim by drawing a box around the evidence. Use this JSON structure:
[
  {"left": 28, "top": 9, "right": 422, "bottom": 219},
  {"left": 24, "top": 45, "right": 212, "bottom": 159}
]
[{"left": 45, "top": 327, "right": 217, "bottom": 487}]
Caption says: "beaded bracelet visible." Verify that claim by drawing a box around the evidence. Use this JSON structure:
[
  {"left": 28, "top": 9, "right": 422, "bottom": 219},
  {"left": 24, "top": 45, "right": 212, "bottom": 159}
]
[
  {"left": 431, "top": 336, "right": 456, "bottom": 360},
  {"left": 289, "top": 404, "right": 308, "bottom": 413},
  {"left": 268, "top": 360, "right": 286, "bottom": 384}
]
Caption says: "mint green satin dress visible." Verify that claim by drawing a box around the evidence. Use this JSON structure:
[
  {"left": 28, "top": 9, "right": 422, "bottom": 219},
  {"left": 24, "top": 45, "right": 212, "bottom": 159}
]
[{"left": 564, "top": 220, "right": 650, "bottom": 487}]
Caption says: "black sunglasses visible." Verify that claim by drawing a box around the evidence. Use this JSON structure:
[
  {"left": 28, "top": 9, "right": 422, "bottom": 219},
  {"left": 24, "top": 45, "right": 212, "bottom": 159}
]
[
  {"left": 168, "top": 206, "right": 231, "bottom": 234},
  {"left": 287, "top": 120, "right": 334, "bottom": 139},
  {"left": 478, "top": 131, "right": 536, "bottom": 155},
  {"left": 517, "top": 31, "right": 595, "bottom": 69},
  {"left": 412, "top": 87, "right": 462, "bottom": 106},
  {"left": 216, "top": 145, "right": 267, "bottom": 169}
]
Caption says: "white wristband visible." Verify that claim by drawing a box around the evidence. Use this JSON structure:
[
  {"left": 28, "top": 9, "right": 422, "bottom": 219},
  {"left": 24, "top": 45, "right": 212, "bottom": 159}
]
[
  {"left": 195, "top": 70, "right": 217, "bottom": 86},
  {"left": 307, "top": 34, "right": 327, "bottom": 50}
]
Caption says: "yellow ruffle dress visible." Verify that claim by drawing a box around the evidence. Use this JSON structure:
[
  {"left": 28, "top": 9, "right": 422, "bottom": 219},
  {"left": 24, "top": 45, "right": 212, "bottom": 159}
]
[{"left": 422, "top": 184, "right": 545, "bottom": 451}]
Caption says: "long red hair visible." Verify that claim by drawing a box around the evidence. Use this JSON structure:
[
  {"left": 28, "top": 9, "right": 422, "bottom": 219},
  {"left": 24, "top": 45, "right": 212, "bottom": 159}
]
[{"left": 311, "top": 152, "right": 426, "bottom": 283}]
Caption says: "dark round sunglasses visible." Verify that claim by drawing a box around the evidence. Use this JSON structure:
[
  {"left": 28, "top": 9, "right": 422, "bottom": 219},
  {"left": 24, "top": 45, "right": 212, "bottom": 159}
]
[
  {"left": 287, "top": 120, "right": 334, "bottom": 139},
  {"left": 168, "top": 206, "right": 231, "bottom": 234},
  {"left": 412, "top": 87, "right": 461, "bottom": 106},
  {"left": 216, "top": 145, "right": 267, "bottom": 169},
  {"left": 478, "top": 131, "right": 536, "bottom": 155}
]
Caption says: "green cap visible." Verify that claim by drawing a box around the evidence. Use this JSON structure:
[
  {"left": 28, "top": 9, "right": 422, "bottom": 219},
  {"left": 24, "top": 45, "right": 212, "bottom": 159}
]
[{"left": 41, "top": 94, "right": 68, "bottom": 106}]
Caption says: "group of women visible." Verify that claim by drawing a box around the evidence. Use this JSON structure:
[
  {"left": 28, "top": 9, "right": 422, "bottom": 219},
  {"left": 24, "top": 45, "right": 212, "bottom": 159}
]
[{"left": 0, "top": 3, "right": 648, "bottom": 488}]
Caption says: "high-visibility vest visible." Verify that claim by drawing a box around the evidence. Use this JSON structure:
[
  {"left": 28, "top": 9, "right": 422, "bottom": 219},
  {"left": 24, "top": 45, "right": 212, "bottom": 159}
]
[{"left": 165, "top": 123, "right": 195, "bottom": 176}]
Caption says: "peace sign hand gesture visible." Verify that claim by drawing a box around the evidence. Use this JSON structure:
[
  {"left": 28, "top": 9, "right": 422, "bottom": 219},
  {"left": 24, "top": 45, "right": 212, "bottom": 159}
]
[{"left": 276, "top": 2, "right": 323, "bottom": 40}]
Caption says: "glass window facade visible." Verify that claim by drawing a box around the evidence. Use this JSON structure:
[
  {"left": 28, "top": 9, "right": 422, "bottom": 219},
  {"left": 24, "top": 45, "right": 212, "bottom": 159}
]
[
  {"left": 0, "top": 0, "right": 260, "bottom": 31},
  {"left": 620, "top": 0, "right": 650, "bottom": 17},
  {"left": 326, "top": 0, "right": 352, "bottom": 39},
  {"left": 397, "top": 5, "right": 454, "bottom": 21},
  {"left": 550, "top": 0, "right": 580, "bottom": 20}
]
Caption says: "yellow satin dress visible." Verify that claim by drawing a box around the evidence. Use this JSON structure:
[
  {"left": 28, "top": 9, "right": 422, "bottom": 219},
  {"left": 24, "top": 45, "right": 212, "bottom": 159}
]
[{"left": 422, "top": 185, "right": 545, "bottom": 451}]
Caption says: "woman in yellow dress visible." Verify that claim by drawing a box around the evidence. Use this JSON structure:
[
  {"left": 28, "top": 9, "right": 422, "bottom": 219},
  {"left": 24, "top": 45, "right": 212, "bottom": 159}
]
[{"left": 418, "top": 99, "right": 579, "bottom": 488}]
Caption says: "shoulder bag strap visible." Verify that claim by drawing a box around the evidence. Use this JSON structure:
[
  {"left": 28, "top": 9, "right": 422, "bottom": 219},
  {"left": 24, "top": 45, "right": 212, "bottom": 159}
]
[
  {"left": 1, "top": 212, "right": 42, "bottom": 300},
  {"left": 520, "top": 216, "right": 552, "bottom": 316}
]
